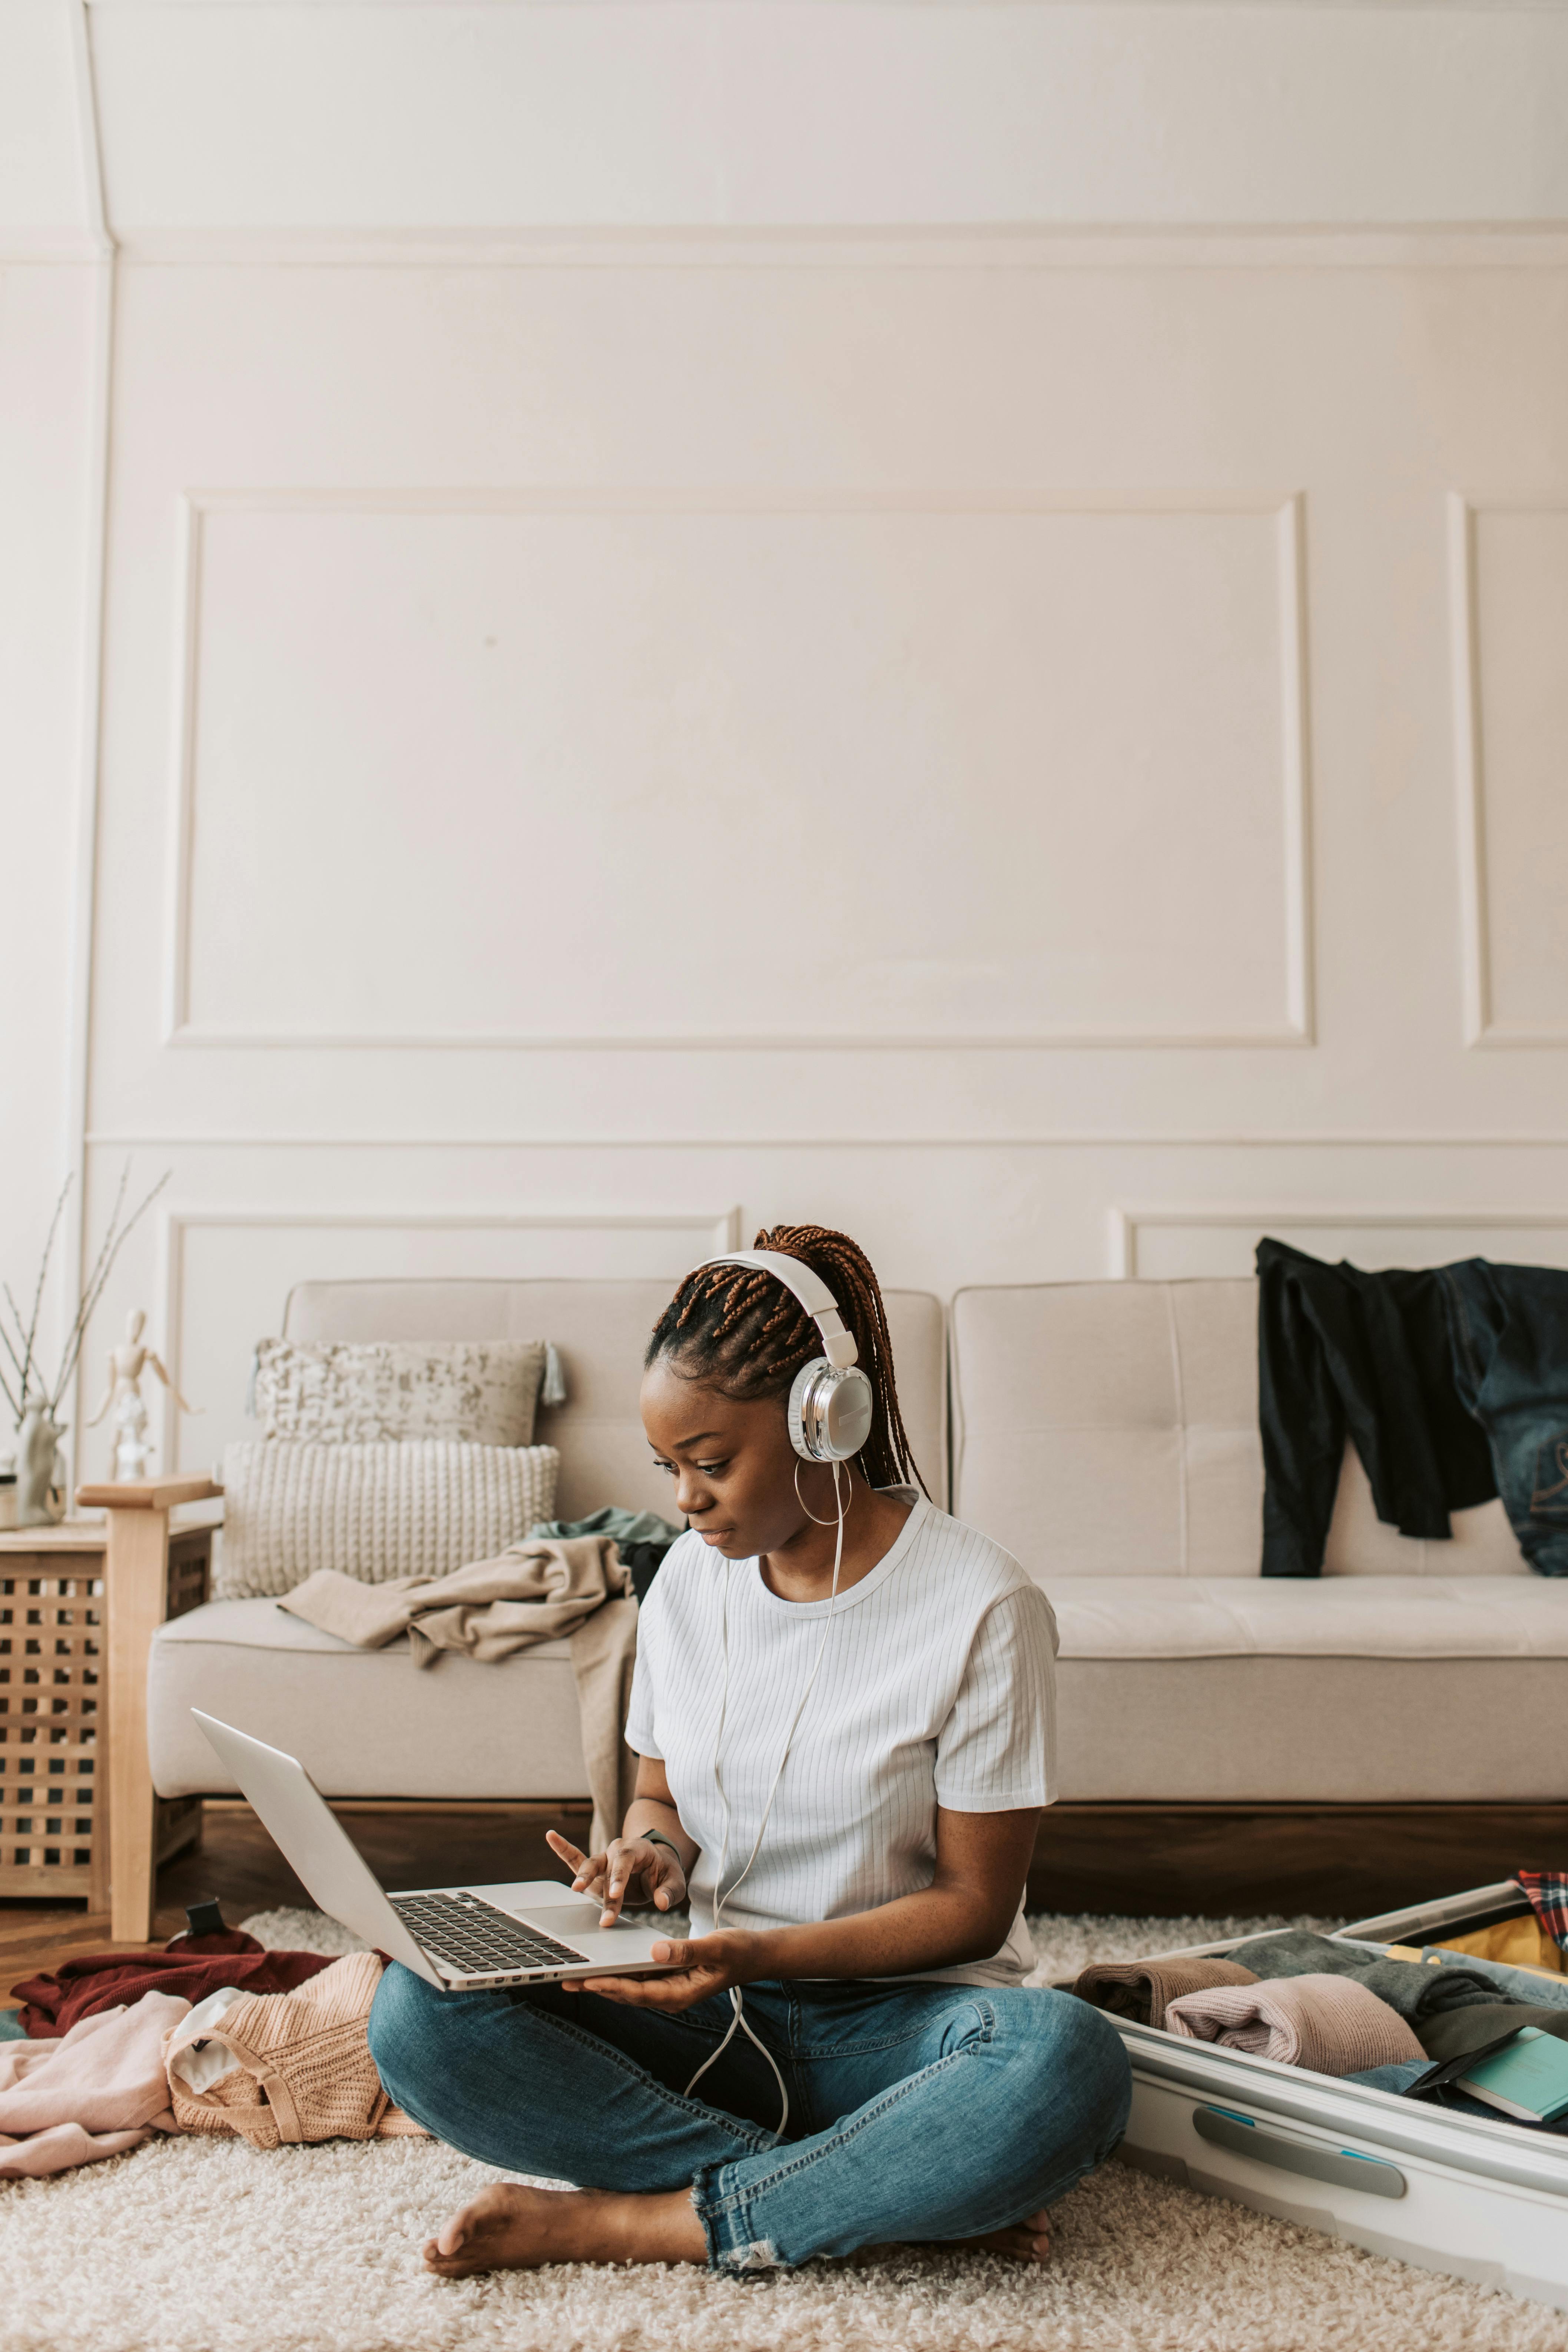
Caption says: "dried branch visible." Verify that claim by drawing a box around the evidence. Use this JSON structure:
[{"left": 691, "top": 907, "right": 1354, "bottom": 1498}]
[
  {"left": 0, "top": 1295, "right": 28, "bottom": 1382},
  {"left": 16, "top": 1179, "right": 70, "bottom": 1410},
  {"left": 46, "top": 1166, "right": 172, "bottom": 1414}
]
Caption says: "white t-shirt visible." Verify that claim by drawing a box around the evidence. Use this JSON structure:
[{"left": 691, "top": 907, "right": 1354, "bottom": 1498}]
[{"left": 623, "top": 1489, "right": 1058, "bottom": 1987}]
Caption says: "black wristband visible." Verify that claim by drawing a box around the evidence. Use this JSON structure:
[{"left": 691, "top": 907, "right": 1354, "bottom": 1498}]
[{"left": 642, "top": 1829, "right": 683, "bottom": 1864}]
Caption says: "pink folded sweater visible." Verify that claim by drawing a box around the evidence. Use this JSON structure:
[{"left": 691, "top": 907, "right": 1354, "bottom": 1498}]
[
  {"left": 1164, "top": 1972, "right": 1424, "bottom": 2076},
  {"left": 0, "top": 1992, "right": 184, "bottom": 2179}
]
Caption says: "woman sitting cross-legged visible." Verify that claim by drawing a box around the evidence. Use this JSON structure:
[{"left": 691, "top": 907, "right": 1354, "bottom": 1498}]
[{"left": 368, "top": 1224, "right": 1131, "bottom": 2277}]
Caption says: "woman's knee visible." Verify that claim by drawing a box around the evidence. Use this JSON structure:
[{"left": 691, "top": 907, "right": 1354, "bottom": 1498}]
[{"left": 995, "top": 1988, "right": 1133, "bottom": 2151}]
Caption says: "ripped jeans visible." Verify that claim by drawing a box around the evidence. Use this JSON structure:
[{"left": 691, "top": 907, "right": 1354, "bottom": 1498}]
[{"left": 368, "top": 1965, "right": 1131, "bottom": 2270}]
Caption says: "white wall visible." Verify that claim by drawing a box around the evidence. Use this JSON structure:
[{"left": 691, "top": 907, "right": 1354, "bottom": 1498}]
[
  {"left": 6, "top": 3, "right": 1568, "bottom": 1483},
  {"left": 0, "top": 0, "right": 98, "bottom": 1441}
]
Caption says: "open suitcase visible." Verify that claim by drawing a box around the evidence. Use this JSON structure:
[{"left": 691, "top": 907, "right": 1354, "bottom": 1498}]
[{"left": 1104, "top": 1882, "right": 1568, "bottom": 2311}]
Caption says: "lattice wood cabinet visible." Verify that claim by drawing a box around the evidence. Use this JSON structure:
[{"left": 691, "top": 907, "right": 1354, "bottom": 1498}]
[{"left": 0, "top": 1520, "right": 212, "bottom": 1904}]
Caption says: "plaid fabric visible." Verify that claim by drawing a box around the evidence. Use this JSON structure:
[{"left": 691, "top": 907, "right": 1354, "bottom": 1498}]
[{"left": 1515, "top": 1871, "right": 1568, "bottom": 1951}]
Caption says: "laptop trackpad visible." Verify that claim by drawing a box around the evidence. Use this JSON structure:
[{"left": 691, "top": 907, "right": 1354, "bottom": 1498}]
[{"left": 519, "top": 1901, "right": 664, "bottom": 1962}]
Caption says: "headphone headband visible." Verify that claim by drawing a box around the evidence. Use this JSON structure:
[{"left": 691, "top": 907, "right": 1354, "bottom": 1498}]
[{"left": 695, "top": 1249, "right": 860, "bottom": 1371}]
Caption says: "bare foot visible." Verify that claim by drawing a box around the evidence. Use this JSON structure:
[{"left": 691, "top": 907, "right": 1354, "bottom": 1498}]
[
  {"left": 945, "top": 2206, "right": 1052, "bottom": 2263},
  {"left": 424, "top": 2183, "right": 706, "bottom": 2277}
]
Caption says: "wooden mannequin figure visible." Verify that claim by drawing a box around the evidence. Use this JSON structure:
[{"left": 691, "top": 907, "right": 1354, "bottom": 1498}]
[{"left": 86, "top": 1308, "right": 200, "bottom": 1483}]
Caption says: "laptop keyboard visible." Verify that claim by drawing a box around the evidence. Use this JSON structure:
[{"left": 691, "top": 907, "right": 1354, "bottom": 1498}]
[{"left": 391, "top": 1891, "right": 588, "bottom": 1978}]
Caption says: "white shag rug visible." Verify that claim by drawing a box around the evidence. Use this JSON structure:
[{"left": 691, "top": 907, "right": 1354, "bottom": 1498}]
[{"left": 6, "top": 1907, "right": 1568, "bottom": 2352}]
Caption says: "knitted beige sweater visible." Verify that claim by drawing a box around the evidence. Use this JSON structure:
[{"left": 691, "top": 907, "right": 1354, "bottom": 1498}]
[{"left": 163, "top": 1952, "right": 426, "bottom": 2148}]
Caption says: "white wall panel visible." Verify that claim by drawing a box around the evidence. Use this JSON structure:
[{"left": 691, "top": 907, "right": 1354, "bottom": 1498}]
[
  {"left": 88, "top": 252, "right": 1568, "bottom": 1147},
  {"left": 1453, "top": 498, "right": 1568, "bottom": 1045},
  {"left": 0, "top": 263, "right": 98, "bottom": 1392},
  {"left": 84, "top": 4, "right": 1568, "bottom": 233},
  {"left": 0, "top": 0, "right": 90, "bottom": 241},
  {"left": 172, "top": 492, "right": 1303, "bottom": 1047}
]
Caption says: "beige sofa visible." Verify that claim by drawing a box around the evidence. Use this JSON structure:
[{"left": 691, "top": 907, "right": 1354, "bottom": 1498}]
[
  {"left": 146, "top": 1269, "right": 1567, "bottom": 1844},
  {"left": 952, "top": 1278, "right": 1567, "bottom": 1805}
]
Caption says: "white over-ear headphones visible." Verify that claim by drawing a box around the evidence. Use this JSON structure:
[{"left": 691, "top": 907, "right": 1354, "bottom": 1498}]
[{"left": 696, "top": 1248, "right": 875, "bottom": 1464}]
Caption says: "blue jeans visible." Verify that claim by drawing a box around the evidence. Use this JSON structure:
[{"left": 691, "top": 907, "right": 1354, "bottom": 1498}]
[
  {"left": 368, "top": 1966, "right": 1131, "bottom": 2270},
  {"left": 1441, "top": 1261, "right": 1568, "bottom": 1577}
]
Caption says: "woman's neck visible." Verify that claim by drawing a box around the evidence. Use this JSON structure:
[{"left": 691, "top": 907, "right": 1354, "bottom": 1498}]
[{"left": 759, "top": 1478, "right": 914, "bottom": 1604}]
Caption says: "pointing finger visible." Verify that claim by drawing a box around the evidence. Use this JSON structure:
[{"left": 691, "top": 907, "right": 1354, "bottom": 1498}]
[{"left": 547, "top": 1829, "right": 591, "bottom": 1884}]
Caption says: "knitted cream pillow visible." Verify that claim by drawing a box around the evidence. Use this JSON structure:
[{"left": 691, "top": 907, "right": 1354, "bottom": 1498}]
[
  {"left": 216, "top": 1440, "right": 560, "bottom": 1600},
  {"left": 252, "top": 1339, "right": 553, "bottom": 1448}
]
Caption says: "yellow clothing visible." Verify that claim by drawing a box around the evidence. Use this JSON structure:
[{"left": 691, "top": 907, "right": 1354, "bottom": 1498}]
[{"left": 1435, "top": 1915, "right": 1565, "bottom": 1977}]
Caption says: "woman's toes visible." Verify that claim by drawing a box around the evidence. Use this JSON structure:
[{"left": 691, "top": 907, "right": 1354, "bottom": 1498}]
[{"left": 434, "top": 2212, "right": 473, "bottom": 2259}]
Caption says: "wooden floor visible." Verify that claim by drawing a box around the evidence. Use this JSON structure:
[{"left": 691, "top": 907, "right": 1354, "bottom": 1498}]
[{"left": 7, "top": 1798, "right": 1566, "bottom": 2009}]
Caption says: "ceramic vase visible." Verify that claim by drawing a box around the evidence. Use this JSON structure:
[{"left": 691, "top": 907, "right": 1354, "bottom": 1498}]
[{"left": 15, "top": 1407, "right": 66, "bottom": 1527}]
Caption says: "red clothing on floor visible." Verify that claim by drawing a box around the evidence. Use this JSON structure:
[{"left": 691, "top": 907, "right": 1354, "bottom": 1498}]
[{"left": 12, "top": 1929, "right": 332, "bottom": 2039}]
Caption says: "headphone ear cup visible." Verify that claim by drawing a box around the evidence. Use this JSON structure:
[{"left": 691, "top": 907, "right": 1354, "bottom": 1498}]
[{"left": 788, "top": 1358, "right": 875, "bottom": 1462}]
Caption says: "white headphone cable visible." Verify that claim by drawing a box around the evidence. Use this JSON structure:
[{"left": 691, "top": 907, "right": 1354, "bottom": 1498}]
[{"left": 683, "top": 1457, "right": 849, "bottom": 2136}]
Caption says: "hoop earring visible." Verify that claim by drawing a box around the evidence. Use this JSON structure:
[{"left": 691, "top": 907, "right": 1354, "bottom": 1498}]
[{"left": 794, "top": 1457, "right": 850, "bottom": 1527}]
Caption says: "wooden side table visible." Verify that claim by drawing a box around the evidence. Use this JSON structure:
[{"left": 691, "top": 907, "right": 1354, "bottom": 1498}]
[{"left": 0, "top": 1479, "right": 220, "bottom": 1938}]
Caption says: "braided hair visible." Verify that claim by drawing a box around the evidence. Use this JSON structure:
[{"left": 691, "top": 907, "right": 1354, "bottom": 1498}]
[{"left": 645, "top": 1224, "right": 927, "bottom": 1497}]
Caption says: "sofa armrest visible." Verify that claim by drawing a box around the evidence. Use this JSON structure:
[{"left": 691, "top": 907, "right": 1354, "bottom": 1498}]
[{"left": 76, "top": 1476, "right": 223, "bottom": 1513}]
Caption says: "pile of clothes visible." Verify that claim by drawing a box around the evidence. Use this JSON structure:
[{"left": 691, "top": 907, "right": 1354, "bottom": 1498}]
[
  {"left": 1, "top": 1920, "right": 421, "bottom": 2180},
  {"left": 1257, "top": 1241, "right": 1568, "bottom": 1577},
  {"left": 1073, "top": 1872, "right": 1568, "bottom": 2133}
]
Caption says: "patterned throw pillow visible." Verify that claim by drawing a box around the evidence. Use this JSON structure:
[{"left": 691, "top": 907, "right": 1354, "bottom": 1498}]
[
  {"left": 216, "top": 1440, "right": 560, "bottom": 1599},
  {"left": 252, "top": 1339, "right": 549, "bottom": 1447}
]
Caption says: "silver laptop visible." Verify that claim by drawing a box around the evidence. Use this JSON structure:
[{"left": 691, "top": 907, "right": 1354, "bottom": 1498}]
[{"left": 193, "top": 1711, "right": 677, "bottom": 1991}]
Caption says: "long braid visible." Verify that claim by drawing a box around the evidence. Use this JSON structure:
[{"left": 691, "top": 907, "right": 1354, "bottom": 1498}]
[{"left": 646, "top": 1224, "right": 928, "bottom": 1497}]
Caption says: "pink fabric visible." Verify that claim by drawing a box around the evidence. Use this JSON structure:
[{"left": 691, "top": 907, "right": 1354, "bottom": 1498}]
[
  {"left": 0, "top": 1992, "right": 187, "bottom": 2178},
  {"left": 1164, "top": 1972, "right": 1424, "bottom": 2076}
]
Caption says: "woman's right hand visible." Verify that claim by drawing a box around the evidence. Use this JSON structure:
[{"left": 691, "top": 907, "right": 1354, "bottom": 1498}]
[{"left": 545, "top": 1827, "right": 687, "bottom": 1928}]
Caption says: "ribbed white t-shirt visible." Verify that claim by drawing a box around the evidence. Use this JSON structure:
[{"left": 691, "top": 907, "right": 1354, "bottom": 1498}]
[{"left": 623, "top": 1489, "right": 1058, "bottom": 1987}]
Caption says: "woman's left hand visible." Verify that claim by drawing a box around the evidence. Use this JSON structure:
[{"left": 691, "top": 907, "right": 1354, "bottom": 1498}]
[{"left": 566, "top": 1930, "right": 758, "bottom": 2010}]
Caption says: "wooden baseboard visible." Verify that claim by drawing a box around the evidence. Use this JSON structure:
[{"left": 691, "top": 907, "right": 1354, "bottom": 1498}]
[
  {"left": 1028, "top": 1803, "right": 1568, "bottom": 1917},
  {"left": 200, "top": 1798, "right": 593, "bottom": 1819}
]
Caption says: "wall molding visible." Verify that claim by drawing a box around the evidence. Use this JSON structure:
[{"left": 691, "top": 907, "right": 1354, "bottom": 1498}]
[
  {"left": 110, "top": 226, "right": 1568, "bottom": 273},
  {"left": 1109, "top": 1200, "right": 1568, "bottom": 1278},
  {"left": 1449, "top": 490, "right": 1568, "bottom": 1049},
  {"left": 163, "top": 486, "right": 1312, "bottom": 1053},
  {"left": 61, "top": 0, "right": 117, "bottom": 1452},
  {"left": 86, "top": 1130, "right": 1568, "bottom": 1152},
  {"left": 153, "top": 1202, "right": 742, "bottom": 1467}
]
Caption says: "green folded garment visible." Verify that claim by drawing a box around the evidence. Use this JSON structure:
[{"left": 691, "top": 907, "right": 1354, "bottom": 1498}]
[
  {"left": 1228, "top": 1931, "right": 1505, "bottom": 2043},
  {"left": 528, "top": 1507, "right": 685, "bottom": 1550}
]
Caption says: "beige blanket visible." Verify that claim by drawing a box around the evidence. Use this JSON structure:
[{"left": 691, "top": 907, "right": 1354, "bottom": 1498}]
[{"left": 280, "top": 1536, "right": 639, "bottom": 1851}]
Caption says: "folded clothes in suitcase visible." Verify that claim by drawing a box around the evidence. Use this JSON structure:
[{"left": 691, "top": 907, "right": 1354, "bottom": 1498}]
[{"left": 1087, "top": 1881, "right": 1568, "bottom": 2312}]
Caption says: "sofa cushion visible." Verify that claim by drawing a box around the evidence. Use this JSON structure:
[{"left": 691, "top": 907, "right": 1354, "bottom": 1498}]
[
  {"left": 148, "top": 1600, "right": 590, "bottom": 1801},
  {"left": 216, "top": 1439, "right": 559, "bottom": 1599},
  {"left": 952, "top": 1277, "right": 1530, "bottom": 1579},
  {"left": 252, "top": 1337, "right": 548, "bottom": 1446},
  {"left": 1048, "top": 1573, "right": 1568, "bottom": 1659},
  {"left": 952, "top": 1278, "right": 1262, "bottom": 1577}
]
